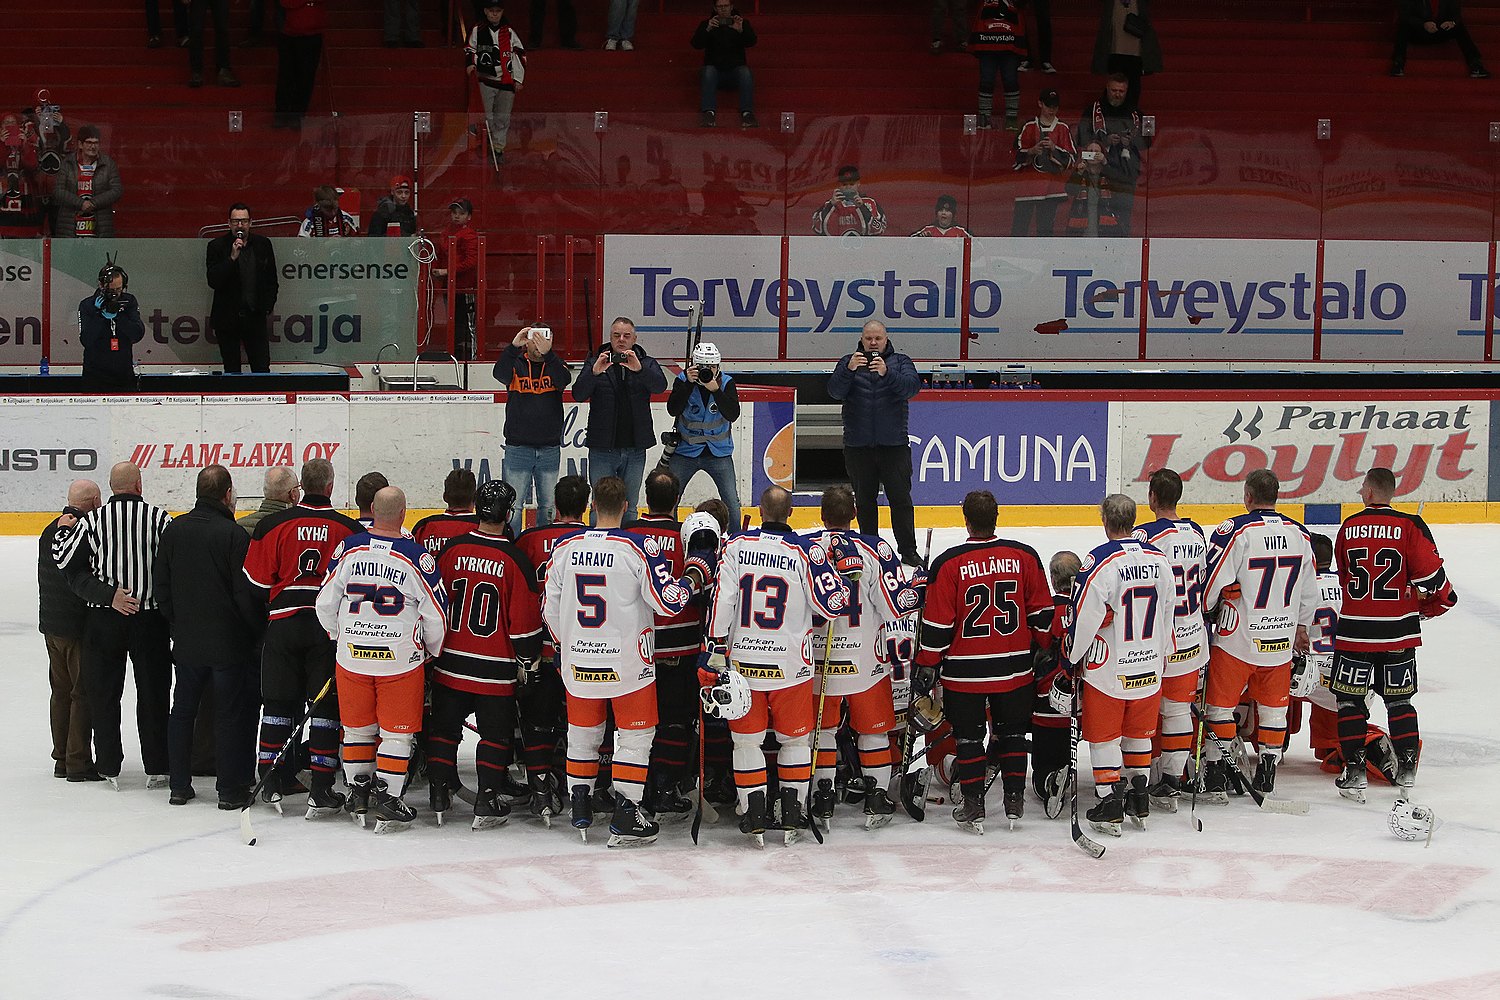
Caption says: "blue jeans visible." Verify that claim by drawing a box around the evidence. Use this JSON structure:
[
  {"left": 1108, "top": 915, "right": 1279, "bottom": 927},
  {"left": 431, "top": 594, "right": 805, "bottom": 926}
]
[
  {"left": 668, "top": 450, "right": 741, "bottom": 529},
  {"left": 700, "top": 65, "right": 754, "bottom": 114},
  {"left": 588, "top": 447, "right": 648, "bottom": 525},
  {"left": 606, "top": 0, "right": 637, "bottom": 39},
  {"left": 501, "top": 443, "right": 561, "bottom": 538}
]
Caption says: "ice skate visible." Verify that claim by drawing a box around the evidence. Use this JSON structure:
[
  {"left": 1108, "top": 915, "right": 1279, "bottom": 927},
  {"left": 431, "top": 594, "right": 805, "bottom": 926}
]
[
  {"left": 471, "top": 787, "right": 511, "bottom": 831},
  {"left": 570, "top": 784, "right": 593, "bottom": 841},
  {"left": 1040, "top": 768, "right": 1069, "bottom": 820},
  {"left": 529, "top": 771, "right": 563, "bottom": 828},
  {"left": 862, "top": 779, "right": 895, "bottom": 830},
  {"left": 1394, "top": 748, "right": 1419, "bottom": 791},
  {"left": 1252, "top": 754, "right": 1278, "bottom": 795},
  {"left": 952, "top": 792, "right": 985, "bottom": 835},
  {"left": 371, "top": 779, "right": 415, "bottom": 834},
  {"left": 1203, "top": 759, "right": 1231, "bottom": 805},
  {"left": 1125, "top": 775, "right": 1150, "bottom": 830},
  {"left": 811, "top": 778, "right": 837, "bottom": 829},
  {"left": 1087, "top": 783, "right": 1126, "bottom": 837},
  {"left": 607, "top": 795, "right": 660, "bottom": 848},
  {"left": 304, "top": 783, "right": 346, "bottom": 820},
  {"left": 739, "top": 789, "right": 767, "bottom": 848},
  {"left": 429, "top": 780, "right": 452, "bottom": 827},
  {"left": 1147, "top": 774, "right": 1181, "bottom": 813},
  {"left": 497, "top": 771, "right": 533, "bottom": 805},
  {"left": 1336, "top": 758, "right": 1368, "bottom": 803},
  {"left": 1367, "top": 734, "right": 1398, "bottom": 784},
  {"left": 344, "top": 774, "right": 372, "bottom": 827},
  {"left": 646, "top": 773, "right": 692, "bottom": 824},
  {"left": 777, "top": 787, "right": 808, "bottom": 846}
]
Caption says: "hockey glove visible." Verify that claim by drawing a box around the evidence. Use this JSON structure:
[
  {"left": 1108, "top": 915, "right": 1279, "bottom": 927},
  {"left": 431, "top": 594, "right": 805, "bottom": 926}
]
[
  {"left": 912, "top": 662, "right": 938, "bottom": 699},
  {"left": 826, "top": 532, "right": 863, "bottom": 580},
  {"left": 1418, "top": 581, "right": 1457, "bottom": 619},
  {"left": 697, "top": 641, "right": 728, "bottom": 688},
  {"left": 684, "top": 549, "right": 718, "bottom": 595}
]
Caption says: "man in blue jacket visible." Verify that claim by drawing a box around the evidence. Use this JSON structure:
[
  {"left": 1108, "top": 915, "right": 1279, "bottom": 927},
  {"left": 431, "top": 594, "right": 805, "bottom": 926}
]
[
  {"left": 494, "top": 322, "right": 574, "bottom": 537},
  {"left": 827, "top": 320, "right": 923, "bottom": 567},
  {"left": 570, "top": 316, "right": 667, "bottom": 523}
]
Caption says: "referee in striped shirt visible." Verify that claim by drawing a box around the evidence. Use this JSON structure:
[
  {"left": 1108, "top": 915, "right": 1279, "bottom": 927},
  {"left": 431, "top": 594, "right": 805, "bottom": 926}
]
[{"left": 52, "top": 461, "right": 174, "bottom": 787}]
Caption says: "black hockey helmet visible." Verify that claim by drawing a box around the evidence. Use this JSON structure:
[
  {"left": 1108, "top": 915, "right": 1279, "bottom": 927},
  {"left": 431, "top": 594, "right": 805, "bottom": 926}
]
[{"left": 476, "top": 478, "right": 517, "bottom": 525}]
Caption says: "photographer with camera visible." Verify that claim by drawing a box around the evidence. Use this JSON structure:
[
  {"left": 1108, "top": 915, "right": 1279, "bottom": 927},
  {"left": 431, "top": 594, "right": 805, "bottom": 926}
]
[
  {"left": 1076, "top": 73, "right": 1145, "bottom": 235},
  {"left": 571, "top": 317, "right": 667, "bottom": 524},
  {"left": 79, "top": 263, "right": 145, "bottom": 393},
  {"left": 828, "top": 320, "right": 924, "bottom": 569},
  {"left": 206, "top": 202, "right": 279, "bottom": 373},
  {"left": 493, "top": 322, "right": 573, "bottom": 537},
  {"left": 665, "top": 341, "right": 741, "bottom": 528},
  {"left": 811, "top": 165, "right": 887, "bottom": 237}
]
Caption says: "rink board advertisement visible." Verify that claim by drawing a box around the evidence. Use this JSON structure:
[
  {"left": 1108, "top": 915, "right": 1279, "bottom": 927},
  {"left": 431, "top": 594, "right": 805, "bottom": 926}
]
[
  {"left": 0, "top": 242, "right": 44, "bottom": 367},
  {"left": 907, "top": 398, "right": 1109, "bottom": 505},
  {"left": 1116, "top": 398, "right": 1492, "bottom": 503},
  {"left": 602, "top": 235, "right": 1499, "bottom": 363}
]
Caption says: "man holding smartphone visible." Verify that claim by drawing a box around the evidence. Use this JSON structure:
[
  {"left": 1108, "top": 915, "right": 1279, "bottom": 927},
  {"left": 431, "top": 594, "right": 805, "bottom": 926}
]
[
  {"left": 665, "top": 341, "right": 741, "bottom": 527},
  {"left": 571, "top": 317, "right": 667, "bottom": 524},
  {"left": 692, "top": 0, "right": 757, "bottom": 128},
  {"left": 494, "top": 322, "right": 574, "bottom": 537},
  {"left": 811, "top": 165, "right": 887, "bottom": 237}
]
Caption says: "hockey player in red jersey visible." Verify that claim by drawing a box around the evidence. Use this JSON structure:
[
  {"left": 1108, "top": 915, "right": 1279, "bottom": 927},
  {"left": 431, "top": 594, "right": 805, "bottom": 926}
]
[
  {"left": 1331, "top": 467, "right": 1456, "bottom": 801},
  {"left": 1201, "top": 469, "right": 1319, "bottom": 801},
  {"left": 542, "top": 476, "right": 707, "bottom": 847},
  {"left": 242, "top": 458, "right": 363, "bottom": 816},
  {"left": 316, "top": 487, "right": 448, "bottom": 833},
  {"left": 917, "top": 490, "right": 1053, "bottom": 833},
  {"left": 1131, "top": 468, "right": 1208, "bottom": 811},
  {"left": 427, "top": 479, "right": 546, "bottom": 829},
  {"left": 705, "top": 485, "right": 851, "bottom": 845},
  {"left": 806, "top": 485, "right": 921, "bottom": 830},
  {"left": 1066, "top": 494, "right": 1174, "bottom": 836},
  {"left": 411, "top": 468, "right": 482, "bottom": 555},
  {"left": 1030, "top": 549, "right": 1079, "bottom": 815}
]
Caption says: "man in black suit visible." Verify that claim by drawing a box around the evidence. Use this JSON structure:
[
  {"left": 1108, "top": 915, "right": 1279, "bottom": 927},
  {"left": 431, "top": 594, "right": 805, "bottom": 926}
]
[{"left": 206, "top": 202, "right": 279, "bottom": 373}]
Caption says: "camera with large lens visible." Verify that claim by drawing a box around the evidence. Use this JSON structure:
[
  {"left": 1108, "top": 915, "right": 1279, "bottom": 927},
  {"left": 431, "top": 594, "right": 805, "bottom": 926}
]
[{"left": 695, "top": 365, "right": 716, "bottom": 383}]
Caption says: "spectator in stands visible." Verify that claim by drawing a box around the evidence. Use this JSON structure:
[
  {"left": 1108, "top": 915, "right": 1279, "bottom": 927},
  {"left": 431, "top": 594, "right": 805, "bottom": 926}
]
[
  {"left": 0, "top": 114, "right": 44, "bottom": 238},
  {"left": 384, "top": 0, "right": 422, "bottom": 47},
  {"left": 1392, "top": 0, "right": 1489, "bottom": 77},
  {"left": 667, "top": 340, "right": 741, "bottom": 528},
  {"left": 970, "top": 0, "right": 1026, "bottom": 132},
  {"left": 187, "top": 0, "right": 240, "bottom": 88},
  {"left": 79, "top": 262, "right": 145, "bottom": 393},
  {"left": 605, "top": 0, "right": 639, "bottom": 50},
  {"left": 529, "top": 0, "right": 580, "bottom": 48},
  {"left": 274, "top": 0, "right": 327, "bottom": 129},
  {"left": 432, "top": 197, "right": 479, "bottom": 360},
  {"left": 367, "top": 175, "right": 417, "bottom": 236},
  {"left": 911, "top": 193, "right": 971, "bottom": 237},
  {"left": 931, "top": 0, "right": 968, "bottom": 54},
  {"left": 467, "top": 0, "right": 527, "bottom": 167},
  {"left": 298, "top": 185, "right": 358, "bottom": 237},
  {"left": 239, "top": 467, "right": 299, "bottom": 534},
  {"left": 828, "top": 320, "right": 924, "bottom": 568},
  {"left": 640, "top": 159, "right": 690, "bottom": 220},
  {"left": 206, "top": 202, "right": 279, "bottom": 373},
  {"left": 693, "top": 0, "right": 758, "bottom": 129},
  {"left": 702, "top": 160, "right": 757, "bottom": 233},
  {"left": 54, "top": 126, "right": 122, "bottom": 238},
  {"left": 812, "top": 165, "right": 887, "bottom": 236},
  {"left": 1020, "top": 0, "right": 1055, "bottom": 72},
  {"left": 1093, "top": 0, "right": 1160, "bottom": 107},
  {"left": 571, "top": 317, "right": 667, "bottom": 523},
  {"left": 1012, "top": 88, "right": 1076, "bottom": 236},
  {"left": 40, "top": 479, "right": 103, "bottom": 781},
  {"left": 1076, "top": 74, "right": 1144, "bottom": 234},
  {"left": 155, "top": 464, "right": 264, "bottom": 807},
  {"left": 146, "top": 0, "right": 189, "bottom": 48},
  {"left": 355, "top": 471, "right": 389, "bottom": 525},
  {"left": 495, "top": 322, "right": 573, "bottom": 537},
  {"left": 1064, "top": 140, "right": 1127, "bottom": 237}
]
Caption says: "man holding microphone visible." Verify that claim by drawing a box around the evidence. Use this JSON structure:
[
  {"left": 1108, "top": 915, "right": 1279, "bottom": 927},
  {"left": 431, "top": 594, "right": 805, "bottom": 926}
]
[{"left": 206, "top": 202, "right": 279, "bottom": 373}]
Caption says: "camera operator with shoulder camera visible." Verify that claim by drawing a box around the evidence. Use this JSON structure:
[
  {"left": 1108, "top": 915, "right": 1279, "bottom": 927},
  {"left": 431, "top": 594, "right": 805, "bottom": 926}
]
[
  {"left": 79, "top": 262, "right": 144, "bottom": 393},
  {"left": 571, "top": 316, "right": 667, "bottom": 524},
  {"left": 493, "top": 322, "right": 573, "bottom": 537},
  {"left": 665, "top": 341, "right": 741, "bottom": 528}
]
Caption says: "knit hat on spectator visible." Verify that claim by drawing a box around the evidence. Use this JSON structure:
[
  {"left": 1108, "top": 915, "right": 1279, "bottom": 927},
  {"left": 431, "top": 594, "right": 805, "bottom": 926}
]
[{"left": 935, "top": 194, "right": 957, "bottom": 212}]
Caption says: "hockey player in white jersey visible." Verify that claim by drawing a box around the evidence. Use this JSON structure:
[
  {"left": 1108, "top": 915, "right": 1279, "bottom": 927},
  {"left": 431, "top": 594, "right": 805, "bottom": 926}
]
[
  {"left": 315, "top": 487, "right": 448, "bottom": 833},
  {"left": 1201, "top": 468, "right": 1319, "bottom": 800},
  {"left": 541, "top": 476, "right": 706, "bottom": 847},
  {"left": 704, "top": 485, "right": 851, "bottom": 845},
  {"left": 806, "top": 485, "right": 922, "bottom": 830},
  {"left": 1066, "top": 494, "right": 1175, "bottom": 835},
  {"left": 1131, "top": 468, "right": 1208, "bottom": 811}
]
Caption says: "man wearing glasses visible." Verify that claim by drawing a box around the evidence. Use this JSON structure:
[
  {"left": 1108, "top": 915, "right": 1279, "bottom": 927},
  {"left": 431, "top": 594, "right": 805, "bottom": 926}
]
[
  {"left": 54, "top": 125, "right": 123, "bottom": 238},
  {"left": 239, "top": 467, "right": 300, "bottom": 535}
]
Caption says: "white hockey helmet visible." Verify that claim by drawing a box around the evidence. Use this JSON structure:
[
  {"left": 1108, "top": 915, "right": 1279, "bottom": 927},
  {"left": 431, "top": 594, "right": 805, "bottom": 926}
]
[
  {"left": 1047, "top": 670, "right": 1075, "bottom": 716},
  {"left": 691, "top": 341, "right": 721, "bottom": 367},
  {"left": 1388, "top": 797, "right": 1437, "bottom": 843},
  {"left": 700, "top": 668, "right": 751, "bottom": 721},
  {"left": 681, "top": 510, "right": 722, "bottom": 554}
]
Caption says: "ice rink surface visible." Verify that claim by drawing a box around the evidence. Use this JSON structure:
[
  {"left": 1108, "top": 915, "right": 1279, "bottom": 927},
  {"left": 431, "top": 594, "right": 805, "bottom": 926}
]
[{"left": 3, "top": 523, "right": 1500, "bottom": 1000}]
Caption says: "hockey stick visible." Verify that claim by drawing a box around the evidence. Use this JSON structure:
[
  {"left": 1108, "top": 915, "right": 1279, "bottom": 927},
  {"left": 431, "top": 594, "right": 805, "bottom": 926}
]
[
  {"left": 241, "top": 677, "right": 335, "bottom": 846},
  {"left": 1188, "top": 682, "right": 1207, "bottom": 832},
  {"left": 895, "top": 527, "right": 936, "bottom": 819},
  {"left": 802, "top": 615, "right": 837, "bottom": 842},
  {"left": 1192, "top": 705, "right": 1311, "bottom": 815},
  {"left": 692, "top": 704, "right": 708, "bottom": 844},
  {"left": 1067, "top": 667, "right": 1105, "bottom": 859}
]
